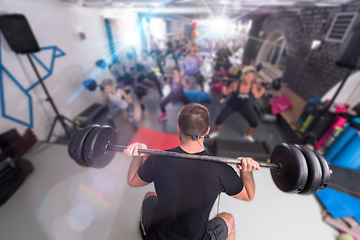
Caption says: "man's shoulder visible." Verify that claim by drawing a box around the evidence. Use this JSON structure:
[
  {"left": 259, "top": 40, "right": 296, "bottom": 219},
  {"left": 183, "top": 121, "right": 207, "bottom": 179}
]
[
  {"left": 147, "top": 147, "right": 182, "bottom": 159},
  {"left": 149, "top": 147, "right": 211, "bottom": 159}
]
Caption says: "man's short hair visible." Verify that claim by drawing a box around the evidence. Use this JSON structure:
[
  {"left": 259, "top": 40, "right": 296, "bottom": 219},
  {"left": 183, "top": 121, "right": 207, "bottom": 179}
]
[
  {"left": 178, "top": 103, "right": 210, "bottom": 139},
  {"left": 101, "top": 78, "right": 114, "bottom": 87}
]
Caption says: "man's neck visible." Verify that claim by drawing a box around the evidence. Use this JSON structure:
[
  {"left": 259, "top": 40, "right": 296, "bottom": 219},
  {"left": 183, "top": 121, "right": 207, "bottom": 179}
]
[{"left": 180, "top": 140, "right": 205, "bottom": 154}]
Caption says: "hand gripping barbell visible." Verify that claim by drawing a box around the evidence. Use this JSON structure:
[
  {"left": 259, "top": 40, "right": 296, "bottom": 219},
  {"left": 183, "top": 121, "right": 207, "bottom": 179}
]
[{"left": 67, "top": 125, "right": 331, "bottom": 195}]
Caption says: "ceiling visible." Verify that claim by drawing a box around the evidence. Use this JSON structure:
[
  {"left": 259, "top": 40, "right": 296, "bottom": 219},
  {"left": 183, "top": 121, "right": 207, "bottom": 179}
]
[{"left": 61, "top": 0, "right": 356, "bottom": 20}]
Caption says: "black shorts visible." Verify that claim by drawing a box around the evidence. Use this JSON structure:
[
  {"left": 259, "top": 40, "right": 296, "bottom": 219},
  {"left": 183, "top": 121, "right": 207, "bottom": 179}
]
[
  {"left": 215, "top": 104, "right": 258, "bottom": 128},
  {"left": 142, "top": 196, "right": 228, "bottom": 240},
  {"left": 205, "top": 217, "right": 228, "bottom": 240},
  {"left": 142, "top": 195, "right": 158, "bottom": 230}
]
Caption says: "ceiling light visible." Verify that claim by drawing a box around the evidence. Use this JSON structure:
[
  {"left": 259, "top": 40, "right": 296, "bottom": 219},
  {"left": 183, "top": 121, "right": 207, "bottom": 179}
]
[{"left": 232, "top": 1, "right": 242, "bottom": 10}]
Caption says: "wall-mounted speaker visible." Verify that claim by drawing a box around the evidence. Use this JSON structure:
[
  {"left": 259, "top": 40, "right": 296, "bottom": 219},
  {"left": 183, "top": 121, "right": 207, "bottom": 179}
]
[{"left": 0, "top": 14, "right": 40, "bottom": 54}]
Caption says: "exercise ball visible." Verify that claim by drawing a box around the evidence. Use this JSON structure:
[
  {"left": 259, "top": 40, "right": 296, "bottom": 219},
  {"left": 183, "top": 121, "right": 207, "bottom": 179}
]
[{"left": 183, "top": 56, "right": 200, "bottom": 76}]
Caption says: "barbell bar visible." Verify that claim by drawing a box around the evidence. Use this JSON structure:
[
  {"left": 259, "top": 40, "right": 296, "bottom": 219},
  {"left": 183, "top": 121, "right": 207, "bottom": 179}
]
[
  {"left": 68, "top": 125, "right": 331, "bottom": 195},
  {"left": 107, "top": 145, "right": 280, "bottom": 169}
]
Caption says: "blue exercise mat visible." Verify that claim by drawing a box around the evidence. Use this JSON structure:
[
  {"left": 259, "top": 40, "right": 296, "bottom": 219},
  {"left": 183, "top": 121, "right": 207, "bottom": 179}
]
[
  {"left": 316, "top": 188, "right": 360, "bottom": 223},
  {"left": 184, "top": 90, "right": 211, "bottom": 103},
  {"left": 324, "top": 126, "right": 358, "bottom": 162},
  {"left": 331, "top": 132, "right": 360, "bottom": 169}
]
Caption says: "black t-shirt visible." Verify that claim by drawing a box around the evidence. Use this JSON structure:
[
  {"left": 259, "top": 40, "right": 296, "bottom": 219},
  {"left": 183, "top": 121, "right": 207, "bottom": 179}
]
[{"left": 138, "top": 147, "right": 243, "bottom": 240}]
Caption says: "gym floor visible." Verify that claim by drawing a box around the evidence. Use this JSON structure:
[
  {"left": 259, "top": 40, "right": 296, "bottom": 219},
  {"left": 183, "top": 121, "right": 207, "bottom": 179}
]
[{"left": 0, "top": 60, "right": 339, "bottom": 239}]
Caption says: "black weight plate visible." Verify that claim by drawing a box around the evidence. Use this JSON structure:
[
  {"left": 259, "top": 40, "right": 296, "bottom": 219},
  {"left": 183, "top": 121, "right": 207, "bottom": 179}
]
[
  {"left": 314, "top": 152, "right": 331, "bottom": 190},
  {"left": 270, "top": 143, "right": 308, "bottom": 193},
  {"left": 68, "top": 125, "right": 99, "bottom": 167},
  {"left": 83, "top": 126, "right": 117, "bottom": 168},
  {"left": 294, "top": 145, "right": 323, "bottom": 195},
  {"left": 68, "top": 130, "right": 81, "bottom": 160}
]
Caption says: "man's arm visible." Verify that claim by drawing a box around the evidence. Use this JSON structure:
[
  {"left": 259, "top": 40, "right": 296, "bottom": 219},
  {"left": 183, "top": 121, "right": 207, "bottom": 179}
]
[
  {"left": 124, "top": 143, "right": 149, "bottom": 187},
  {"left": 232, "top": 157, "right": 260, "bottom": 201}
]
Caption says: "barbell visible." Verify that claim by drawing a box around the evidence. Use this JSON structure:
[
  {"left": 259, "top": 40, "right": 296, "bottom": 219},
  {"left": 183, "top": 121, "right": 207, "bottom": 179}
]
[
  {"left": 211, "top": 75, "right": 283, "bottom": 91},
  {"left": 67, "top": 125, "right": 331, "bottom": 195}
]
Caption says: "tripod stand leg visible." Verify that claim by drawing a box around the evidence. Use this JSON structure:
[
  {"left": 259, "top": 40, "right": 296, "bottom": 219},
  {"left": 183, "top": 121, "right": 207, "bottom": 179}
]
[
  {"left": 27, "top": 54, "right": 73, "bottom": 142},
  {"left": 59, "top": 117, "right": 71, "bottom": 139},
  {"left": 62, "top": 115, "right": 75, "bottom": 124},
  {"left": 47, "top": 117, "right": 58, "bottom": 142}
]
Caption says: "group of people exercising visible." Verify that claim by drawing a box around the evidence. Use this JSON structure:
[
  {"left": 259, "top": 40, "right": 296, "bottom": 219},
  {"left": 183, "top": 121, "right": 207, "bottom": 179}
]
[
  {"left": 102, "top": 48, "right": 265, "bottom": 142},
  {"left": 97, "top": 36, "right": 269, "bottom": 240}
]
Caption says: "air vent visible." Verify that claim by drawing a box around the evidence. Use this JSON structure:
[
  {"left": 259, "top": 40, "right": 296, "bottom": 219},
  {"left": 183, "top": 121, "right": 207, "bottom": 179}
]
[{"left": 325, "top": 12, "right": 358, "bottom": 43}]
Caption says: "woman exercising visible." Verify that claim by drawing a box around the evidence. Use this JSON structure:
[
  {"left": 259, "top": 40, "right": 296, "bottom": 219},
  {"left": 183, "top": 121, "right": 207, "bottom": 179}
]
[
  {"left": 209, "top": 66, "right": 265, "bottom": 142},
  {"left": 101, "top": 78, "right": 136, "bottom": 130},
  {"left": 158, "top": 67, "right": 190, "bottom": 121}
]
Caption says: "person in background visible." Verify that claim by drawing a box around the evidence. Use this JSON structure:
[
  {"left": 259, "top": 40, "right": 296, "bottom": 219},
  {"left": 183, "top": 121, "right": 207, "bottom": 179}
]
[
  {"left": 101, "top": 78, "right": 136, "bottom": 130},
  {"left": 116, "top": 65, "right": 135, "bottom": 89},
  {"left": 215, "top": 40, "right": 232, "bottom": 72},
  {"left": 177, "top": 35, "right": 189, "bottom": 57},
  {"left": 165, "top": 35, "right": 174, "bottom": 56},
  {"left": 209, "top": 66, "right": 265, "bottom": 142},
  {"left": 165, "top": 35, "right": 179, "bottom": 67},
  {"left": 218, "top": 64, "right": 243, "bottom": 103},
  {"left": 137, "top": 50, "right": 163, "bottom": 97},
  {"left": 183, "top": 45, "right": 204, "bottom": 91},
  {"left": 108, "top": 62, "right": 123, "bottom": 83},
  {"left": 150, "top": 36, "right": 165, "bottom": 78},
  {"left": 158, "top": 67, "right": 190, "bottom": 121}
]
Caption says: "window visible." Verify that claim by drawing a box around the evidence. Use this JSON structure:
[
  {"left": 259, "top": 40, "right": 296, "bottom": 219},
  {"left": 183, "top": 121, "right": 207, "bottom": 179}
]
[
  {"left": 325, "top": 12, "right": 359, "bottom": 43},
  {"left": 256, "top": 32, "right": 287, "bottom": 79},
  {"left": 266, "top": 37, "right": 286, "bottom": 71}
]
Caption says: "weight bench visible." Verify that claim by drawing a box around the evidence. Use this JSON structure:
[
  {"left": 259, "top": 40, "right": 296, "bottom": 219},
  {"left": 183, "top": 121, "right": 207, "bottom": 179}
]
[
  {"left": 215, "top": 140, "right": 271, "bottom": 162},
  {"left": 74, "top": 103, "right": 108, "bottom": 128}
]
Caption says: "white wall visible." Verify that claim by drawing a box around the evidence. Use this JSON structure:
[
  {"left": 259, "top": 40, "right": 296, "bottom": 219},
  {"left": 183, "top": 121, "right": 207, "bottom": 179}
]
[
  {"left": 168, "top": 19, "right": 191, "bottom": 36},
  {"left": 0, "top": 0, "right": 138, "bottom": 140},
  {"left": 321, "top": 70, "right": 360, "bottom": 113}
]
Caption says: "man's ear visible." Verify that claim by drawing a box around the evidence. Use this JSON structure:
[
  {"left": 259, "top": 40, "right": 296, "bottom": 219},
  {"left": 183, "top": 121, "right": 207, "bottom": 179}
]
[
  {"left": 177, "top": 125, "right": 181, "bottom": 134},
  {"left": 206, "top": 126, "right": 210, "bottom": 135}
]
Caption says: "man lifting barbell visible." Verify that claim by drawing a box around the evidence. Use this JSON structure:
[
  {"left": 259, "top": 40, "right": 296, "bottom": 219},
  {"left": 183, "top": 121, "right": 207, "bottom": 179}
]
[
  {"left": 68, "top": 104, "right": 331, "bottom": 239},
  {"left": 125, "top": 103, "right": 260, "bottom": 240}
]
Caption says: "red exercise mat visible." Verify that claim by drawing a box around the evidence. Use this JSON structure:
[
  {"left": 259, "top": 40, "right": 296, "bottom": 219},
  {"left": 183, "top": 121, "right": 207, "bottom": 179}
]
[{"left": 129, "top": 127, "right": 180, "bottom": 151}]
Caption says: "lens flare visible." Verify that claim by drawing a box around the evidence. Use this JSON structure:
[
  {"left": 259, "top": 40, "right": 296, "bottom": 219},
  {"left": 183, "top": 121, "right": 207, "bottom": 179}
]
[
  {"left": 68, "top": 204, "right": 94, "bottom": 231},
  {"left": 93, "top": 172, "right": 114, "bottom": 194}
]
